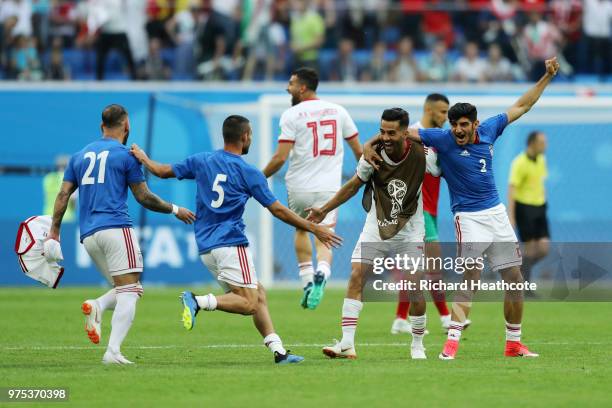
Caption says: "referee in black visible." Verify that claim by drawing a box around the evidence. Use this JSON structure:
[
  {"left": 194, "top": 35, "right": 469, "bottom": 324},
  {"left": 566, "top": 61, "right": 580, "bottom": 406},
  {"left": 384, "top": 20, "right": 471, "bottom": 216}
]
[{"left": 508, "top": 131, "right": 550, "bottom": 296}]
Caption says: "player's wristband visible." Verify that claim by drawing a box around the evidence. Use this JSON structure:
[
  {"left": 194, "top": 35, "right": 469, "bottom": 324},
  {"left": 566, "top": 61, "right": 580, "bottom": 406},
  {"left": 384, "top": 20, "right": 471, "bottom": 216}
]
[{"left": 171, "top": 204, "right": 179, "bottom": 215}]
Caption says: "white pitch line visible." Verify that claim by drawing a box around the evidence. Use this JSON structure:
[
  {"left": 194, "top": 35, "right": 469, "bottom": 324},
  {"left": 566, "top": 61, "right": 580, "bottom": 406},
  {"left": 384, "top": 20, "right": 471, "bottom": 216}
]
[{"left": 2, "top": 341, "right": 610, "bottom": 351}]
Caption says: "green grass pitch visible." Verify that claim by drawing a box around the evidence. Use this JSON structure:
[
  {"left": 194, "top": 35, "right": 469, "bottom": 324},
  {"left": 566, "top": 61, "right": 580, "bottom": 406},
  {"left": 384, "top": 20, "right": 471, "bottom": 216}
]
[{"left": 1, "top": 287, "right": 611, "bottom": 407}]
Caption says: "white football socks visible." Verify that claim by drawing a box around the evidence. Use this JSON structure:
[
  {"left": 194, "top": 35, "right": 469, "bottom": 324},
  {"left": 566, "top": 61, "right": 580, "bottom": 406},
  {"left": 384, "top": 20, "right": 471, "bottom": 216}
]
[
  {"left": 409, "top": 314, "right": 427, "bottom": 346},
  {"left": 340, "top": 298, "right": 363, "bottom": 349},
  {"left": 447, "top": 320, "right": 465, "bottom": 341},
  {"left": 316, "top": 261, "right": 331, "bottom": 280},
  {"left": 195, "top": 294, "right": 217, "bottom": 311},
  {"left": 263, "top": 333, "right": 286, "bottom": 355},
  {"left": 96, "top": 288, "right": 116, "bottom": 311},
  {"left": 107, "top": 283, "right": 142, "bottom": 354},
  {"left": 298, "top": 262, "right": 314, "bottom": 287},
  {"left": 505, "top": 322, "right": 521, "bottom": 342}
]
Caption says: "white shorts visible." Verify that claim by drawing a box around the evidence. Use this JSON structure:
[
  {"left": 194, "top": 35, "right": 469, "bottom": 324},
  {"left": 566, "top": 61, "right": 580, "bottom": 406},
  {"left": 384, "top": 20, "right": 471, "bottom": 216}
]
[
  {"left": 454, "top": 204, "right": 522, "bottom": 272},
  {"left": 287, "top": 190, "right": 337, "bottom": 227},
  {"left": 351, "top": 218, "right": 425, "bottom": 267},
  {"left": 201, "top": 245, "right": 258, "bottom": 291},
  {"left": 83, "top": 227, "right": 143, "bottom": 282}
]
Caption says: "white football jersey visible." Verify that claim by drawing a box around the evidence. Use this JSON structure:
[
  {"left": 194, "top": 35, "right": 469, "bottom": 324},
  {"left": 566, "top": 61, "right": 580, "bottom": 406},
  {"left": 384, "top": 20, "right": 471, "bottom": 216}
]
[{"left": 279, "top": 99, "right": 359, "bottom": 192}]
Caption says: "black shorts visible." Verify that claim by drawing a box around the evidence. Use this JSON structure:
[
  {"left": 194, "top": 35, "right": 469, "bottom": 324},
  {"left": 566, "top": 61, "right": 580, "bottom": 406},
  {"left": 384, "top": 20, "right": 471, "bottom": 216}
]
[{"left": 515, "top": 202, "right": 550, "bottom": 242}]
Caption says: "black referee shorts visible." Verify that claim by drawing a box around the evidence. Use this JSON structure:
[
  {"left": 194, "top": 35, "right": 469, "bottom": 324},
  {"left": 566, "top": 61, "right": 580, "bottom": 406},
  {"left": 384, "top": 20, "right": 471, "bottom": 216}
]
[{"left": 515, "top": 202, "right": 550, "bottom": 242}]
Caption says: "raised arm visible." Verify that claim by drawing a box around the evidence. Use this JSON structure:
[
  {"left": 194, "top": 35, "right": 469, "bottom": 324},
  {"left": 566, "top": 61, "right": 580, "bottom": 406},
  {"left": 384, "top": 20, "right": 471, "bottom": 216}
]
[
  {"left": 306, "top": 174, "right": 364, "bottom": 223},
  {"left": 263, "top": 142, "right": 293, "bottom": 178},
  {"left": 267, "top": 201, "right": 342, "bottom": 249},
  {"left": 48, "top": 181, "right": 78, "bottom": 241},
  {"left": 130, "top": 144, "right": 175, "bottom": 179},
  {"left": 129, "top": 181, "right": 195, "bottom": 224},
  {"left": 506, "top": 57, "right": 559, "bottom": 124}
]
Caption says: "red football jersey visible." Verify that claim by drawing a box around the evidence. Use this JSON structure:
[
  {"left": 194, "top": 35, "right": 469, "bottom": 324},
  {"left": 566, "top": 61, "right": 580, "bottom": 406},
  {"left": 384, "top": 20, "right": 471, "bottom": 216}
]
[{"left": 422, "top": 172, "right": 441, "bottom": 216}]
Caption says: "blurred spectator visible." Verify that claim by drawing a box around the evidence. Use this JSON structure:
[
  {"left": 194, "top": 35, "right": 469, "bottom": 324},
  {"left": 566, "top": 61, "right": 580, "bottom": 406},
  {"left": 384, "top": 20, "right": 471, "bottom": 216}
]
[
  {"left": 88, "top": 0, "right": 137, "bottom": 80},
  {"left": 422, "top": 0, "right": 454, "bottom": 49},
  {"left": 483, "top": 43, "right": 515, "bottom": 81},
  {"left": 360, "top": 40, "right": 387, "bottom": 81},
  {"left": 388, "top": 36, "right": 420, "bottom": 83},
  {"left": 146, "top": 0, "right": 175, "bottom": 45},
  {"left": 398, "top": 0, "right": 425, "bottom": 48},
  {"left": 328, "top": 37, "right": 358, "bottom": 82},
  {"left": 194, "top": 4, "right": 236, "bottom": 80},
  {"left": 336, "top": 0, "right": 384, "bottom": 49},
  {"left": 454, "top": 0, "right": 490, "bottom": 44},
  {"left": 31, "top": 0, "right": 51, "bottom": 53},
  {"left": 142, "top": 37, "right": 171, "bottom": 79},
  {"left": 1, "top": 0, "right": 32, "bottom": 37},
  {"left": 582, "top": 0, "right": 612, "bottom": 77},
  {"left": 521, "top": 11, "right": 561, "bottom": 80},
  {"left": 550, "top": 0, "right": 582, "bottom": 74},
  {"left": 421, "top": 39, "right": 451, "bottom": 82},
  {"left": 319, "top": 0, "right": 337, "bottom": 49},
  {"left": 126, "top": 0, "right": 148, "bottom": 68},
  {"left": 10, "top": 35, "right": 43, "bottom": 80},
  {"left": 453, "top": 41, "right": 487, "bottom": 82},
  {"left": 49, "top": 0, "right": 78, "bottom": 48},
  {"left": 45, "top": 36, "right": 70, "bottom": 80},
  {"left": 1, "top": 14, "right": 18, "bottom": 71},
  {"left": 166, "top": 0, "right": 199, "bottom": 78},
  {"left": 290, "top": 0, "right": 325, "bottom": 71},
  {"left": 482, "top": 18, "right": 517, "bottom": 63}
]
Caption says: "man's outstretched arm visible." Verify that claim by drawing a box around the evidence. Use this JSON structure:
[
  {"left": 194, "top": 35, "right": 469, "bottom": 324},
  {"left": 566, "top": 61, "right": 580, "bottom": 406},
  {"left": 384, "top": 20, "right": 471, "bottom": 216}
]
[
  {"left": 506, "top": 57, "right": 560, "bottom": 124},
  {"left": 306, "top": 175, "right": 364, "bottom": 223},
  {"left": 263, "top": 142, "right": 293, "bottom": 178},
  {"left": 130, "top": 144, "right": 176, "bottom": 178},
  {"left": 129, "top": 182, "right": 195, "bottom": 224},
  {"left": 267, "top": 201, "right": 343, "bottom": 249}
]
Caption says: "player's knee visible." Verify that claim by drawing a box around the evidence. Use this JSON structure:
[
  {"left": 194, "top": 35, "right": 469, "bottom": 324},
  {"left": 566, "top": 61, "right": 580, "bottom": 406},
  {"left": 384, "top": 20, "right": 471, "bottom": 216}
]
[
  {"left": 256, "top": 285, "right": 268, "bottom": 305},
  {"left": 537, "top": 240, "right": 550, "bottom": 258},
  {"left": 504, "top": 266, "right": 524, "bottom": 284},
  {"left": 244, "top": 292, "right": 260, "bottom": 315}
]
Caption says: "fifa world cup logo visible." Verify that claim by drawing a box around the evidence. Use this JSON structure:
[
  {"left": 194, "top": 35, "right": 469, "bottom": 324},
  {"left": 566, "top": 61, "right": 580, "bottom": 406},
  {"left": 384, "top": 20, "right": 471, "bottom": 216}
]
[{"left": 387, "top": 179, "right": 407, "bottom": 219}]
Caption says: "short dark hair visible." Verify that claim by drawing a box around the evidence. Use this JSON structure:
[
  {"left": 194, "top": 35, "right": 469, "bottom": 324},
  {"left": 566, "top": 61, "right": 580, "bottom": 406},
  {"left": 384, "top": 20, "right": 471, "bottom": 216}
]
[
  {"left": 381, "top": 107, "right": 409, "bottom": 129},
  {"left": 425, "top": 93, "right": 449, "bottom": 105},
  {"left": 102, "top": 104, "right": 128, "bottom": 128},
  {"left": 292, "top": 67, "right": 319, "bottom": 92},
  {"left": 527, "top": 130, "right": 543, "bottom": 146},
  {"left": 448, "top": 102, "right": 477, "bottom": 123},
  {"left": 222, "top": 115, "right": 250, "bottom": 144}
]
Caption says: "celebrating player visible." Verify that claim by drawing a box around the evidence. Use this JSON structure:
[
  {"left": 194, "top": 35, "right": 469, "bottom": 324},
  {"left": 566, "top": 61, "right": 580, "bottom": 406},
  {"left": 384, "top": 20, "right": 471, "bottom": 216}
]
[
  {"left": 391, "top": 93, "right": 456, "bottom": 335},
  {"left": 308, "top": 108, "right": 440, "bottom": 360},
  {"left": 263, "top": 68, "right": 362, "bottom": 310},
  {"left": 131, "top": 115, "right": 342, "bottom": 365},
  {"left": 364, "top": 57, "right": 560, "bottom": 360},
  {"left": 47, "top": 104, "right": 195, "bottom": 365}
]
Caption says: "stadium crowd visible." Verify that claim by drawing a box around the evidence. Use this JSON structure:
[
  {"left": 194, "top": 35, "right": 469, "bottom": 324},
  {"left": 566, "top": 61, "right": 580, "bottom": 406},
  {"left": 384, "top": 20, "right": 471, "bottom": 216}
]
[{"left": 0, "top": 0, "right": 609, "bottom": 82}]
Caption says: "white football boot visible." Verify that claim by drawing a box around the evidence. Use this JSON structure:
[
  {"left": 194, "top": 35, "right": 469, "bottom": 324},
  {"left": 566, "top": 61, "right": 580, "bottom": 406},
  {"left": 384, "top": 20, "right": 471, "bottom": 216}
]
[
  {"left": 390, "top": 318, "right": 412, "bottom": 334},
  {"left": 410, "top": 343, "right": 427, "bottom": 359},
  {"left": 82, "top": 300, "right": 101, "bottom": 344},
  {"left": 102, "top": 350, "right": 134, "bottom": 365},
  {"left": 322, "top": 340, "right": 357, "bottom": 360}
]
